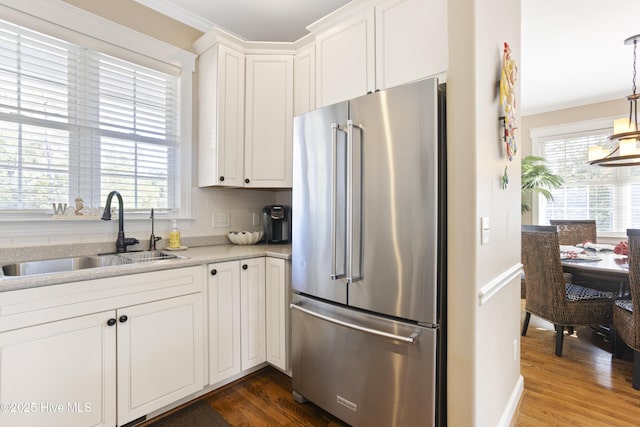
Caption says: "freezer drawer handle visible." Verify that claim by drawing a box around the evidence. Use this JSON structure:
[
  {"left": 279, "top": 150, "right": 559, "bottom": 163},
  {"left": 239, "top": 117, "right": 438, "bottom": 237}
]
[{"left": 290, "top": 303, "right": 419, "bottom": 344}]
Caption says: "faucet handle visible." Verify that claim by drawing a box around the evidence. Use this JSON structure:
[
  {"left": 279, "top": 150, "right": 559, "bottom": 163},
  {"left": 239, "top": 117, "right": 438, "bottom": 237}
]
[
  {"left": 148, "top": 235, "right": 161, "bottom": 251},
  {"left": 123, "top": 237, "right": 139, "bottom": 247}
]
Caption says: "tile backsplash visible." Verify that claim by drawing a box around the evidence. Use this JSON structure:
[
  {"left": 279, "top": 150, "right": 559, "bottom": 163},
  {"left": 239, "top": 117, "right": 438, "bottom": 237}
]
[{"left": 0, "top": 187, "right": 292, "bottom": 250}]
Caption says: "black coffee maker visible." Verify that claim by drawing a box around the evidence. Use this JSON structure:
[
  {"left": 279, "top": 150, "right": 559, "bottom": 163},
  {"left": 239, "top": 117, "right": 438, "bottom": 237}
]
[{"left": 263, "top": 205, "right": 291, "bottom": 244}]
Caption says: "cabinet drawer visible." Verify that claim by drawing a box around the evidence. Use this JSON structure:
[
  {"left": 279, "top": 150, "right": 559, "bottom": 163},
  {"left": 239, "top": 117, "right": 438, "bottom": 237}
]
[{"left": 0, "top": 266, "right": 204, "bottom": 332}]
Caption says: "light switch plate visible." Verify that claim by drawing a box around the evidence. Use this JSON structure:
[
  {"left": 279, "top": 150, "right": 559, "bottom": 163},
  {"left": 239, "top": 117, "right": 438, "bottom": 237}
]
[{"left": 481, "top": 217, "right": 490, "bottom": 245}]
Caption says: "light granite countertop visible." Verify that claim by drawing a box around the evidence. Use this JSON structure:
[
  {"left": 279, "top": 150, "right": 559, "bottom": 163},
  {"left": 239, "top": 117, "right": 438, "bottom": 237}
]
[{"left": 0, "top": 244, "right": 291, "bottom": 293}]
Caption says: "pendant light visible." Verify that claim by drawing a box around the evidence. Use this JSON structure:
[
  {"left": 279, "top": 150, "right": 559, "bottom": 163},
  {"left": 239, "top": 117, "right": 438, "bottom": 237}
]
[{"left": 589, "top": 34, "right": 640, "bottom": 167}]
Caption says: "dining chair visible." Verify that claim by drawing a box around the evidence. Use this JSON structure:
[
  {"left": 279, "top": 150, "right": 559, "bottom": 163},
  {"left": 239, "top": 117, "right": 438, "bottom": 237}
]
[
  {"left": 521, "top": 225, "right": 616, "bottom": 356},
  {"left": 613, "top": 228, "right": 640, "bottom": 389},
  {"left": 549, "top": 219, "right": 597, "bottom": 245}
]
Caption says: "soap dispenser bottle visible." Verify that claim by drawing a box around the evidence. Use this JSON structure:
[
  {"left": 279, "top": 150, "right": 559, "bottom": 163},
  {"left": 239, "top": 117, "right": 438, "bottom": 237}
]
[{"left": 169, "top": 219, "right": 181, "bottom": 248}]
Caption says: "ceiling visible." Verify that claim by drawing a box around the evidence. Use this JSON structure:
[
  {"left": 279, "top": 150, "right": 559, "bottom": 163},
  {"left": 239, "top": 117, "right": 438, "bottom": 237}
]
[
  {"left": 135, "top": 0, "right": 640, "bottom": 116},
  {"left": 522, "top": 0, "right": 640, "bottom": 115},
  {"left": 133, "top": 0, "right": 352, "bottom": 42}
]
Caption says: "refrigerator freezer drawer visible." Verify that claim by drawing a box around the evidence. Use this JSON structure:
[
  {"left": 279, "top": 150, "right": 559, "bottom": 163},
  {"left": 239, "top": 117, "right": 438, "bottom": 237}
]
[{"left": 291, "top": 295, "right": 437, "bottom": 426}]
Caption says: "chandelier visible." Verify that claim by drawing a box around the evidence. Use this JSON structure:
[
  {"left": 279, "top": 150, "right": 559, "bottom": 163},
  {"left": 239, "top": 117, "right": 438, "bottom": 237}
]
[{"left": 589, "top": 34, "right": 640, "bottom": 167}]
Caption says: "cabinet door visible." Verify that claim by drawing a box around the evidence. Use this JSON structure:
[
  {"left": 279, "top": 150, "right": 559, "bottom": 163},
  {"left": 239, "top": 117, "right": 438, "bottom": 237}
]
[
  {"left": 265, "top": 257, "right": 290, "bottom": 372},
  {"left": 244, "top": 54, "right": 294, "bottom": 188},
  {"left": 117, "top": 293, "right": 204, "bottom": 425},
  {"left": 315, "top": 9, "right": 375, "bottom": 107},
  {"left": 198, "top": 43, "right": 245, "bottom": 187},
  {"left": 294, "top": 43, "right": 316, "bottom": 116},
  {"left": 208, "top": 260, "right": 241, "bottom": 385},
  {"left": 375, "top": 0, "right": 448, "bottom": 90},
  {"left": 240, "top": 257, "right": 266, "bottom": 370},
  {"left": 0, "top": 311, "right": 116, "bottom": 427}
]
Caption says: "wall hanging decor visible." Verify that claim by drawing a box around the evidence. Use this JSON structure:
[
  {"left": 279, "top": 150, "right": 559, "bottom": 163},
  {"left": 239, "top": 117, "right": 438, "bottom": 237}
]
[{"left": 499, "top": 41, "right": 518, "bottom": 189}]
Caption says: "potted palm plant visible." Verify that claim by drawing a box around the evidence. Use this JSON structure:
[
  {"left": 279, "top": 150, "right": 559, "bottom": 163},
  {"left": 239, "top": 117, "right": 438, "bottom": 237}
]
[{"left": 521, "top": 155, "right": 563, "bottom": 214}]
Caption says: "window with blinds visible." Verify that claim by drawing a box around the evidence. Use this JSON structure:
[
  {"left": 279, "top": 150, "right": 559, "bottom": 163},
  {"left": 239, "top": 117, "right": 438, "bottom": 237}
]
[
  {"left": 537, "top": 125, "right": 640, "bottom": 233},
  {"left": 0, "top": 19, "right": 179, "bottom": 214}
]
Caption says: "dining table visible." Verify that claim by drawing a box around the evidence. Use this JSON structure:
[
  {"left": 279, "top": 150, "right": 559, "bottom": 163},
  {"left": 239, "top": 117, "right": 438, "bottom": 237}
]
[
  {"left": 560, "top": 247, "right": 629, "bottom": 296},
  {"left": 560, "top": 247, "right": 629, "bottom": 341}
]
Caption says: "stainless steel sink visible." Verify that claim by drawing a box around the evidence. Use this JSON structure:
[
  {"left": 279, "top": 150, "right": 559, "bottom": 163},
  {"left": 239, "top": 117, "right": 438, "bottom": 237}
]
[
  {"left": 1, "top": 251, "right": 184, "bottom": 278},
  {"left": 119, "top": 251, "right": 179, "bottom": 263}
]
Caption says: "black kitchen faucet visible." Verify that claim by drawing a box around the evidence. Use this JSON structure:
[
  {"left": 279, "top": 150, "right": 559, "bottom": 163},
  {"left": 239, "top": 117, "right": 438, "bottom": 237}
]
[{"left": 101, "top": 190, "right": 139, "bottom": 253}]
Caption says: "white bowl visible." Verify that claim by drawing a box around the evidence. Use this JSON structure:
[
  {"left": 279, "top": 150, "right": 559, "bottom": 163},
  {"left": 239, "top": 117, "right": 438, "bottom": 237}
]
[{"left": 228, "top": 231, "right": 263, "bottom": 245}]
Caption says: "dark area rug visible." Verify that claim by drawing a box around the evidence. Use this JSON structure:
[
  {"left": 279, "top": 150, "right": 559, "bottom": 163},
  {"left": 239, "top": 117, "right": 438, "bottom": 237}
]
[{"left": 146, "top": 400, "right": 231, "bottom": 427}]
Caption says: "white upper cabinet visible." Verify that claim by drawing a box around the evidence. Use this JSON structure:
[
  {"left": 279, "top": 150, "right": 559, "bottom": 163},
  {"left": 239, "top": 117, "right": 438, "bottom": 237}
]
[
  {"left": 294, "top": 42, "right": 316, "bottom": 116},
  {"left": 315, "top": 9, "right": 375, "bottom": 107},
  {"left": 244, "top": 54, "right": 294, "bottom": 188},
  {"left": 198, "top": 44, "right": 245, "bottom": 187},
  {"left": 197, "top": 39, "right": 294, "bottom": 189},
  {"left": 313, "top": 0, "right": 448, "bottom": 107},
  {"left": 196, "top": 0, "right": 447, "bottom": 186},
  {"left": 375, "top": 0, "right": 448, "bottom": 90}
]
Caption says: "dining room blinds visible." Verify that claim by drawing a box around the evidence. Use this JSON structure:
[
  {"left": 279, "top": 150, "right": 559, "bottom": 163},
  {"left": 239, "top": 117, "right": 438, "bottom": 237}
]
[
  {"left": 0, "top": 18, "right": 179, "bottom": 213},
  {"left": 537, "top": 126, "right": 640, "bottom": 233}
]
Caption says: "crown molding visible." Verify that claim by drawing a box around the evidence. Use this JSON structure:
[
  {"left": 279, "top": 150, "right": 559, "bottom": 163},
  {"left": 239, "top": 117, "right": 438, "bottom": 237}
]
[
  {"left": 193, "top": 26, "right": 295, "bottom": 55},
  {"left": 133, "top": 0, "right": 213, "bottom": 33},
  {"left": 192, "top": 26, "right": 246, "bottom": 54},
  {"left": 0, "top": 0, "right": 196, "bottom": 72},
  {"left": 306, "top": 0, "right": 378, "bottom": 35}
]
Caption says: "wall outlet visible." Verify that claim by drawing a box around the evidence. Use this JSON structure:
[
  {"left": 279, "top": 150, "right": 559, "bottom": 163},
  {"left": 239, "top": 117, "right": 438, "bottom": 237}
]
[
  {"left": 252, "top": 212, "right": 261, "bottom": 226},
  {"left": 513, "top": 338, "right": 519, "bottom": 362},
  {"left": 212, "top": 211, "right": 230, "bottom": 228}
]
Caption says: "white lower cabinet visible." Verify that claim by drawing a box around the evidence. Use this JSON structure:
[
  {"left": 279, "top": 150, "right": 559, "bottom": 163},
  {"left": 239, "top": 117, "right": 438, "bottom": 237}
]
[
  {"left": 0, "top": 311, "right": 117, "bottom": 427},
  {"left": 0, "top": 266, "right": 204, "bottom": 427},
  {"left": 117, "top": 293, "right": 204, "bottom": 425},
  {"left": 0, "top": 256, "right": 289, "bottom": 426},
  {"left": 208, "top": 258, "right": 266, "bottom": 385},
  {"left": 207, "top": 259, "right": 241, "bottom": 384},
  {"left": 240, "top": 258, "right": 266, "bottom": 370},
  {"left": 265, "top": 257, "right": 290, "bottom": 372}
]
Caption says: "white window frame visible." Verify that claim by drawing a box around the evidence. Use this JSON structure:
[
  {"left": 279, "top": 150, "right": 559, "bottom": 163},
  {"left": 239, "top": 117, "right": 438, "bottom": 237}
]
[
  {"left": 0, "top": 0, "right": 196, "bottom": 223},
  {"left": 530, "top": 117, "right": 630, "bottom": 239}
]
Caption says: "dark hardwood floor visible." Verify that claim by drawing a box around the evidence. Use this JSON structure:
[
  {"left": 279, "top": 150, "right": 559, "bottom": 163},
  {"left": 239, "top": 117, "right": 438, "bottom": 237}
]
[
  {"left": 204, "top": 367, "right": 348, "bottom": 427},
  {"left": 142, "top": 301, "right": 640, "bottom": 426},
  {"left": 139, "top": 367, "right": 348, "bottom": 427}
]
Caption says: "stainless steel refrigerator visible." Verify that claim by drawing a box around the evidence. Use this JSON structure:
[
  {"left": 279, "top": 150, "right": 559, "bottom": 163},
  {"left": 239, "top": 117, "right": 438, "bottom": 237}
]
[{"left": 291, "top": 77, "right": 447, "bottom": 426}]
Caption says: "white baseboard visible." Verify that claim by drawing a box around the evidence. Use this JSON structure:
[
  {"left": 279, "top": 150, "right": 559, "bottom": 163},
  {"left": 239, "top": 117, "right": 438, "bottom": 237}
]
[{"left": 497, "top": 374, "right": 524, "bottom": 427}]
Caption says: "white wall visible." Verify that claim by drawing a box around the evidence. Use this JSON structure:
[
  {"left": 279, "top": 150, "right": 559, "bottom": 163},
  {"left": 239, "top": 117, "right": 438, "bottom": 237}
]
[{"left": 447, "top": 0, "right": 523, "bottom": 425}]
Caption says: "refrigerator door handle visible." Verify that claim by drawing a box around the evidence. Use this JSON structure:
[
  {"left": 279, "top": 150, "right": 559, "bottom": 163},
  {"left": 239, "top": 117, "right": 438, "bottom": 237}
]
[
  {"left": 331, "top": 123, "right": 346, "bottom": 280},
  {"left": 346, "top": 119, "right": 363, "bottom": 283},
  {"left": 290, "top": 303, "right": 420, "bottom": 344}
]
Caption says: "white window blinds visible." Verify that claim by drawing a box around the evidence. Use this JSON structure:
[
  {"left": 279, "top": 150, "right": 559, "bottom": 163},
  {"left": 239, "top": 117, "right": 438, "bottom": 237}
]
[
  {"left": 538, "top": 126, "right": 640, "bottom": 233},
  {"left": 0, "top": 18, "right": 179, "bottom": 213}
]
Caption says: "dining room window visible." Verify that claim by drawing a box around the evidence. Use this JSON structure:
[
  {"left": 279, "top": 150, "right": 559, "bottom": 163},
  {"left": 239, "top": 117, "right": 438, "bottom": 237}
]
[
  {"left": 532, "top": 118, "right": 640, "bottom": 234},
  {"left": 0, "top": 18, "right": 179, "bottom": 215}
]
